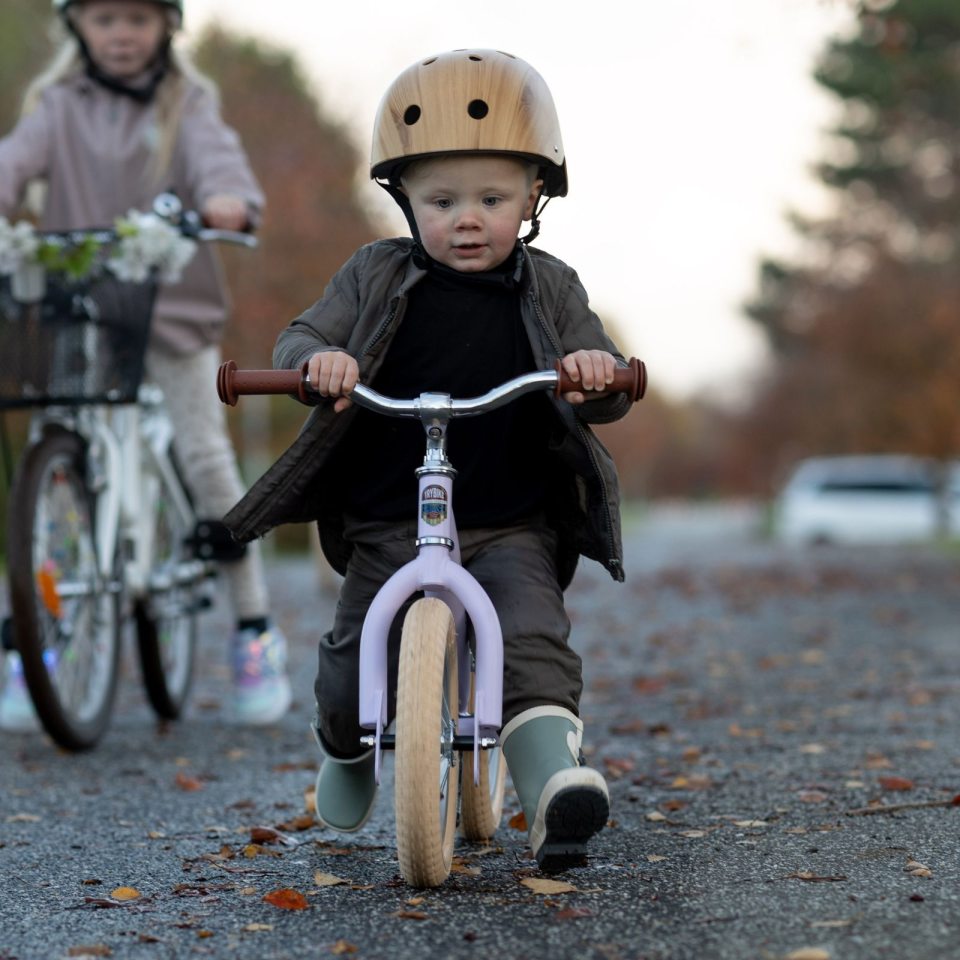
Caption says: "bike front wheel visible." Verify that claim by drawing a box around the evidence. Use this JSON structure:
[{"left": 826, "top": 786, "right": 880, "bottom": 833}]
[
  {"left": 135, "top": 455, "right": 199, "bottom": 719},
  {"left": 394, "top": 597, "right": 459, "bottom": 888},
  {"left": 7, "top": 428, "right": 121, "bottom": 749}
]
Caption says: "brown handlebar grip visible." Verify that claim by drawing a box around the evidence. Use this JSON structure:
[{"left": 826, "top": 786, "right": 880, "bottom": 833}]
[
  {"left": 216, "top": 361, "right": 310, "bottom": 405},
  {"left": 554, "top": 356, "right": 647, "bottom": 402}
]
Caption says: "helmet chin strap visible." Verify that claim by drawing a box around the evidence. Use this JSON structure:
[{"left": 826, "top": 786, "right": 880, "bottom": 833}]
[{"left": 522, "top": 192, "right": 551, "bottom": 245}]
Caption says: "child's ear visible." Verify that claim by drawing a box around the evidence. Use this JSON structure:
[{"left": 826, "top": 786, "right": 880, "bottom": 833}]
[{"left": 523, "top": 180, "right": 545, "bottom": 221}]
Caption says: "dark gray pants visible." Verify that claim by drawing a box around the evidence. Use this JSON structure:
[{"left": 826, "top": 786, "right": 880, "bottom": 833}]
[{"left": 314, "top": 515, "right": 581, "bottom": 756}]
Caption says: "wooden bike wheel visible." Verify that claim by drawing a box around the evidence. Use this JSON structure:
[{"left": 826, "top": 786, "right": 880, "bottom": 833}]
[{"left": 394, "top": 598, "right": 459, "bottom": 887}]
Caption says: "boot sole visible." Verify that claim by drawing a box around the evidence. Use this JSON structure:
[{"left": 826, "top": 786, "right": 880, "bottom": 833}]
[{"left": 534, "top": 783, "right": 609, "bottom": 872}]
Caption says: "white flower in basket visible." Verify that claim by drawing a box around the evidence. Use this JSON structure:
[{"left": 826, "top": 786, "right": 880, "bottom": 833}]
[
  {"left": 0, "top": 209, "right": 197, "bottom": 302},
  {"left": 0, "top": 218, "right": 46, "bottom": 302},
  {"left": 108, "top": 211, "right": 197, "bottom": 284}
]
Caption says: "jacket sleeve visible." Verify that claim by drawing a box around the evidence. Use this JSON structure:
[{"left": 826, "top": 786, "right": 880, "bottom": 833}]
[
  {"left": 0, "top": 103, "right": 51, "bottom": 218},
  {"left": 273, "top": 246, "right": 368, "bottom": 373},
  {"left": 177, "top": 85, "right": 264, "bottom": 226},
  {"left": 553, "top": 263, "right": 633, "bottom": 425}
]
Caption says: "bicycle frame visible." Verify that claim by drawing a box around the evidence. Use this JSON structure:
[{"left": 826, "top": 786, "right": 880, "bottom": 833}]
[
  {"left": 217, "top": 359, "right": 646, "bottom": 786},
  {"left": 357, "top": 399, "right": 504, "bottom": 786}
]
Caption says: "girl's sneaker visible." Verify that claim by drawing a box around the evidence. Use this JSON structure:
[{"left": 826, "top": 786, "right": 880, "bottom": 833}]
[
  {"left": 0, "top": 651, "right": 41, "bottom": 733},
  {"left": 229, "top": 625, "right": 292, "bottom": 726}
]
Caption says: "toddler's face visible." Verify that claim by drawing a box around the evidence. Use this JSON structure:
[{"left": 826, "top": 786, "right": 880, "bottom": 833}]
[
  {"left": 73, "top": 1, "right": 169, "bottom": 80},
  {"left": 402, "top": 156, "right": 542, "bottom": 273}
]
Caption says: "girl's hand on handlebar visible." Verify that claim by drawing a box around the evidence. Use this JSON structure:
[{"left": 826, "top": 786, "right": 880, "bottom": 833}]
[
  {"left": 559, "top": 349, "right": 617, "bottom": 404},
  {"left": 201, "top": 194, "right": 250, "bottom": 232},
  {"left": 307, "top": 350, "right": 359, "bottom": 413}
]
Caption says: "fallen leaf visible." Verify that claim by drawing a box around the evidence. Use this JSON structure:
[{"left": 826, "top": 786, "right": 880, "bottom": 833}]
[
  {"left": 508, "top": 811, "right": 527, "bottom": 831},
  {"left": 250, "top": 826, "right": 297, "bottom": 846},
  {"left": 451, "top": 862, "right": 481, "bottom": 877},
  {"left": 393, "top": 910, "right": 429, "bottom": 920},
  {"left": 196, "top": 931, "right": 214, "bottom": 939},
  {"left": 645, "top": 811, "right": 667, "bottom": 822},
  {"left": 785, "top": 872, "right": 847, "bottom": 883},
  {"left": 733, "top": 820, "right": 768, "bottom": 828},
  {"left": 331, "top": 942, "right": 359, "bottom": 955},
  {"left": 67, "top": 946, "right": 112, "bottom": 957},
  {"left": 679, "top": 830, "right": 707, "bottom": 838},
  {"left": 175, "top": 771, "right": 203, "bottom": 792},
  {"left": 244, "top": 843, "right": 281, "bottom": 859},
  {"left": 263, "top": 888, "right": 310, "bottom": 911},
  {"left": 521, "top": 878, "right": 577, "bottom": 895},
  {"left": 797, "top": 791, "right": 829, "bottom": 804},
  {"left": 313, "top": 871, "right": 348, "bottom": 887},
  {"left": 242, "top": 922, "right": 273, "bottom": 932},
  {"left": 879, "top": 777, "right": 914, "bottom": 792},
  {"left": 784, "top": 950, "right": 831, "bottom": 960},
  {"left": 800, "top": 743, "right": 827, "bottom": 755},
  {"left": 646, "top": 854, "right": 668, "bottom": 863},
  {"left": 238, "top": 887, "right": 258, "bottom": 897},
  {"left": 110, "top": 887, "right": 140, "bottom": 901}
]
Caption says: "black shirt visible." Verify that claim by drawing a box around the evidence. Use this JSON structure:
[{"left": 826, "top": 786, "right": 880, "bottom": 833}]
[{"left": 332, "top": 253, "right": 550, "bottom": 526}]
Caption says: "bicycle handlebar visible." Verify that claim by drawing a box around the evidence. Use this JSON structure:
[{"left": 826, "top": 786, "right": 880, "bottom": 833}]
[{"left": 217, "top": 357, "right": 647, "bottom": 410}]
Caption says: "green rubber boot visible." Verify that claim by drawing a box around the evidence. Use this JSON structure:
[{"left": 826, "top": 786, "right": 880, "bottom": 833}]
[
  {"left": 311, "top": 723, "right": 378, "bottom": 833},
  {"left": 501, "top": 706, "right": 609, "bottom": 872}
]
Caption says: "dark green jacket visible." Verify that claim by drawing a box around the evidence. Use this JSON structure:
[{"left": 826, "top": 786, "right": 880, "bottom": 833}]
[{"left": 224, "top": 238, "right": 633, "bottom": 586}]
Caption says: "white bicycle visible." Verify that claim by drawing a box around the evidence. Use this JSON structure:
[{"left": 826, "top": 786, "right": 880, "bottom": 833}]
[{"left": 0, "top": 196, "right": 253, "bottom": 750}]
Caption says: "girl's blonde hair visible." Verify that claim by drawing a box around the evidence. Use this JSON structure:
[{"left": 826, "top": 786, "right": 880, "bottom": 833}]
[{"left": 22, "top": 11, "right": 216, "bottom": 208}]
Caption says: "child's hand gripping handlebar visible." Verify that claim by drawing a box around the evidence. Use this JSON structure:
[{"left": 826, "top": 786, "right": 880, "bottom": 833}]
[{"left": 216, "top": 357, "right": 647, "bottom": 408}]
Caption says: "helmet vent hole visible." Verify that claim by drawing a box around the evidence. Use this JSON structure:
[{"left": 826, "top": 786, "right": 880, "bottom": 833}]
[
  {"left": 469, "top": 55, "right": 483, "bottom": 62},
  {"left": 403, "top": 105, "right": 422, "bottom": 126},
  {"left": 467, "top": 99, "right": 489, "bottom": 120}
]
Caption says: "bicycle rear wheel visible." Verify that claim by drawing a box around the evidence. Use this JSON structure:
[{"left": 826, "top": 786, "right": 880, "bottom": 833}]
[
  {"left": 459, "top": 672, "right": 507, "bottom": 840},
  {"left": 134, "top": 455, "right": 200, "bottom": 719},
  {"left": 7, "top": 428, "right": 121, "bottom": 749},
  {"left": 394, "top": 598, "right": 459, "bottom": 888}
]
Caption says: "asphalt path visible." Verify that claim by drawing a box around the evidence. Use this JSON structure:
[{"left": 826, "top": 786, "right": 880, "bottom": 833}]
[{"left": 2, "top": 505, "right": 959, "bottom": 960}]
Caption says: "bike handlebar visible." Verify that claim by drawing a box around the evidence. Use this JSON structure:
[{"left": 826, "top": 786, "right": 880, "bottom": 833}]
[{"left": 217, "top": 357, "right": 647, "bottom": 410}]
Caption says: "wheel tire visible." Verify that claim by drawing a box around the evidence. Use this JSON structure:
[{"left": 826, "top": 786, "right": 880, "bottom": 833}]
[
  {"left": 7, "top": 429, "right": 121, "bottom": 750},
  {"left": 135, "top": 457, "right": 199, "bottom": 719},
  {"left": 394, "top": 597, "right": 459, "bottom": 888},
  {"left": 460, "top": 741, "right": 506, "bottom": 841}
]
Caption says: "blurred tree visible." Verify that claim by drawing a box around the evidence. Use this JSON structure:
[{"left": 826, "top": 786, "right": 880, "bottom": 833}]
[
  {"left": 742, "top": 0, "right": 960, "bottom": 478},
  {"left": 0, "top": 1, "right": 54, "bottom": 133},
  {"left": 193, "top": 27, "right": 381, "bottom": 372}
]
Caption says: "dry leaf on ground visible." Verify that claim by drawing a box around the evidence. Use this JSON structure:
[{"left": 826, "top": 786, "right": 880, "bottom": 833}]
[
  {"left": 263, "top": 888, "right": 310, "bottom": 910},
  {"left": 521, "top": 877, "right": 578, "bottom": 895}
]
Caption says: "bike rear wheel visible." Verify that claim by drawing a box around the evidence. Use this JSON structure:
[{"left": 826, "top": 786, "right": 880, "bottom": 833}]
[
  {"left": 134, "top": 457, "right": 199, "bottom": 719},
  {"left": 7, "top": 428, "right": 121, "bottom": 749},
  {"left": 394, "top": 597, "right": 459, "bottom": 888},
  {"left": 459, "top": 677, "right": 507, "bottom": 840}
]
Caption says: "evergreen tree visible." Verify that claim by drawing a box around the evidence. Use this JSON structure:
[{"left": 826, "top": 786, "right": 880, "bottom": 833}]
[{"left": 741, "top": 0, "right": 960, "bottom": 472}]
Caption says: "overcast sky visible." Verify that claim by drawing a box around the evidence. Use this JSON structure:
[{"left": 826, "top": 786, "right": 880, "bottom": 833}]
[{"left": 186, "top": 0, "right": 852, "bottom": 400}]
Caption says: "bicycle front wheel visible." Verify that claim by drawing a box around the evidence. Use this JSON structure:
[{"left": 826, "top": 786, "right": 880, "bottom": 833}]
[
  {"left": 135, "top": 455, "right": 199, "bottom": 719},
  {"left": 394, "top": 597, "right": 459, "bottom": 888},
  {"left": 7, "top": 428, "right": 121, "bottom": 750}
]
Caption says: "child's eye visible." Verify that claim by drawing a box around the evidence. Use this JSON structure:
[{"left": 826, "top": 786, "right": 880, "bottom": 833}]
[
  {"left": 433, "top": 198, "right": 452, "bottom": 210},
  {"left": 482, "top": 197, "right": 502, "bottom": 208}
]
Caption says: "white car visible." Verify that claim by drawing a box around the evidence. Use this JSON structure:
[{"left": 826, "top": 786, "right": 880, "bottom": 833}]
[{"left": 774, "top": 455, "right": 951, "bottom": 546}]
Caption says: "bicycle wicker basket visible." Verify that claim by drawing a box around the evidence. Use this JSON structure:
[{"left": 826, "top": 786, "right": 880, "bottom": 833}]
[{"left": 0, "top": 272, "right": 157, "bottom": 408}]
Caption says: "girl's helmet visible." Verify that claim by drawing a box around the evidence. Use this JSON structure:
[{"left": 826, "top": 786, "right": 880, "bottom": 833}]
[
  {"left": 371, "top": 49, "right": 567, "bottom": 197},
  {"left": 53, "top": 0, "right": 184, "bottom": 27}
]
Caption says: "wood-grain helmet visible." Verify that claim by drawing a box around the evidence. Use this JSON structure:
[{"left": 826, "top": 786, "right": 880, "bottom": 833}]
[{"left": 371, "top": 49, "right": 568, "bottom": 197}]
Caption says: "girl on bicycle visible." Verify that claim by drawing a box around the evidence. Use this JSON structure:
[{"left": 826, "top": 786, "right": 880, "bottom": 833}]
[
  {"left": 226, "top": 50, "right": 633, "bottom": 871},
  {"left": 0, "top": 0, "right": 290, "bottom": 729}
]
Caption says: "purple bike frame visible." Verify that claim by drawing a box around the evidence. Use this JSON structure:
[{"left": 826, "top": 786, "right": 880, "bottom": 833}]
[{"left": 358, "top": 462, "right": 503, "bottom": 784}]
